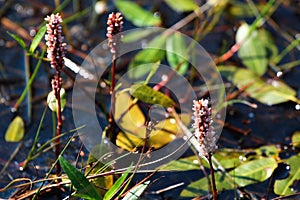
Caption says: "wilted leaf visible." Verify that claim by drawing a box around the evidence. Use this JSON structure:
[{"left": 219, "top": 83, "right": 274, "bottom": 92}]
[
  {"left": 229, "top": 157, "right": 277, "bottom": 187},
  {"left": 274, "top": 155, "right": 300, "bottom": 195},
  {"left": 128, "top": 35, "right": 166, "bottom": 79},
  {"left": 47, "top": 88, "right": 67, "bottom": 112},
  {"left": 115, "top": 92, "right": 146, "bottom": 138},
  {"left": 166, "top": 32, "right": 189, "bottom": 75},
  {"left": 115, "top": 0, "right": 161, "bottom": 27},
  {"left": 130, "top": 84, "right": 175, "bottom": 108},
  {"left": 59, "top": 156, "right": 102, "bottom": 199},
  {"left": 123, "top": 181, "right": 150, "bottom": 200},
  {"left": 164, "top": 0, "right": 198, "bottom": 12},
  {"left": 219, "top": 65, "right": 299, "bottom": 105},
  {"left": 29, "top": 25, "right": 46, "bottom": 53},
  {"left": 236, "top": 23, "right": 268, "bottom": 75},
  {"left": 5, "top": 116, "right": 25, "bottom": 142}
]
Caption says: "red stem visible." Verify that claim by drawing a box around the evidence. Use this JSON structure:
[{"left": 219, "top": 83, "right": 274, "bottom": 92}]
[
  {"left": 208, "top": 153, "right": 218, "bottom": 200},
  {"left": 55, "top": 71, "right": 62, "bottom": 176}
]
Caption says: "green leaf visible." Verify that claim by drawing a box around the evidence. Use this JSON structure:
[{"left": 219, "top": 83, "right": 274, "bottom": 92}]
[
  {"left": 164, "top": 0, "right": 198, "bottom": 12},
  {"left": 7, "top": 31, "right": 27, "bottom": 50},
  {"left": 258, "top": 28, "right": 278, "bottom": 60},
  {"left": 122, "top": 181, "right": 150, "bottom": 200},
  {"left": 236, "top": 23, "right": 268, "bottom": 75},
  {"left": 104, "top": 166, "right": 131, "bottom": 200},
  {"left": 292, "top": 131, "right": 300, "bottom": 148},
  {"left": 59, "top": 156, "right": 102, "bottom": 199},
  {"left": 115, "top": 0, "right": 161, "bottom": 27},
  {"left": 274, "top": 155, "right": 300, "bottom": 195},
  {"left": 29, "top": 25, "right": 46, "bottom": 54},
  {"left": 5, "top": 116, "right": 25, "bottom": 142},
  {"left": 166, "top": 32, "right": 189, "bottom": 75},
  {"left": 121, "top": 29, "right": 158, "bottom": 43},
  {"left": 128, "top": 35, "right": 167, "bottom": 79},
  {"left": 47, "top": 88, "right": 67, "bottom": 112},
  {"left": 85, "top": 150, "right": 113, "bottom": 197},
  {"left": 159, "top": 155, "right": 203, "bottom": 171},
  {"left": 180, "top": 171, "right": 234, "bottom": 197},
  {"left": 219, "top": 65, "right": 299, "bottom": 105},
  {"left": 229, "top": 157, "right": 277, "bottom": 187},
  {"left": 130, "top": 84, "right": 175, "bottom": 108}
]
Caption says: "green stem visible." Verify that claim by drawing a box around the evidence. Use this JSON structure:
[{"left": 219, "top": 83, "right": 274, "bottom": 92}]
[
  {"left": 13, "top": 48, "right": 46, "bottom": 111},
  {"left": 273, "top": 38, "right": 300, "bottom": 64}
]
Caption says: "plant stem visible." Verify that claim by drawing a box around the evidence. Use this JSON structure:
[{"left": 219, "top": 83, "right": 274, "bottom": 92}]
[
  {"left": 208, "top": 153, "right": 218, "bottom": 200},
  {"left": 108, "top": 53, "right": 117, "bottom": 144},
  {"left": 54, "top": 71, "right": 62, "bottom": 176}
]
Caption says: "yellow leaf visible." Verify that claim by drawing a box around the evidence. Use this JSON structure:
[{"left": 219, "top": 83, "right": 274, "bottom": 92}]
[{"left": 5, "top": 116, "right": 25, "bottom": 142}]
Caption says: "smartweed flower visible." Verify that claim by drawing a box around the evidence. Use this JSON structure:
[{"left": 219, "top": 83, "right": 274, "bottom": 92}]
[
  {"left": 192, "top": 99, "right": 217, "bottom": 157},
  {"left": 45, "top": 13, "right": 66, "bottom": 71},
  {"left": 106, "top": 12, "right": 123, "bottom": 54}
]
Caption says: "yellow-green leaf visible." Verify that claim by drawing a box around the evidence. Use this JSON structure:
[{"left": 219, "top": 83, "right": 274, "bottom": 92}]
[
  {"left": 130, "top": 84, "right": 175, "bottom": 108},
  {"left": 5, "top": 116, "right": 25, "bottom": 142},
  {"left": 219, "top": 65, "right": 299, "bottom": 105},
  {"left": 236, "top": 23, "right": 268, "bottom": 75},
  {"left": 115, "top": 0, "right": 161, "bottom": 27},
  {"left": 229, "top": 157, "right": 277, "bottom": 187},
  {"left": 164, "top": 0, "right": 198, "bottom": 12},
  {"left": 274, "top": 155, "right": 300, "bottom": 195},
  {"left": 166, "top": 32, "right": 189, "bottom": 75},
  {"left": 292, "top": 131, "right": 300, "bottom": 148}
]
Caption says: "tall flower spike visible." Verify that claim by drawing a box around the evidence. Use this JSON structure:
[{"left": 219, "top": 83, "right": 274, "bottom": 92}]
[
  {"left": 106, "top": 12, "right": 123, "bottom": 54},
  {"left": 45, "top": 13, "right": 66, "bottom": 71},
  {"left": 192, "top": 99, "right": 217, "bottom": 157}
]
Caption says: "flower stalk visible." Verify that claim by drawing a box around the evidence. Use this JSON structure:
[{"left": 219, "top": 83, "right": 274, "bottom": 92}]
[
  {"left": 45, "top": 13, "right": 66, "bottom": 176},
  {"left": 106, "top": 12, "right": 123, "bottom": 144},
  {"left": 192, "top": 99, "right": 218, "bottom": 199}
]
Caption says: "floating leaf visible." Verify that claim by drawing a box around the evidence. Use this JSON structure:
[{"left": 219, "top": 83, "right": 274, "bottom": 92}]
[
  {"left": 236, "top": 23, "right": 268, "bottom": 75},
  {"left": 47, "top": 88, "right": 67, "bottom": 112},
  {"left": 59, "top": 156, "right": 102, "bottom": 200},
  {"left": 123, "top": 181, "right": 150, "bottom": 200},
  {"left": 160, "top": 155, "right": 203, "bottom": 171},
  {"left": 181, "top": 170, "right": 234, "bottom": 197},
  {"left": 7, "top": 31, "right": 27, "bottom": 50},
  {"left": 292, "top": 131, "right": 300, "bottom": 148},
  {"left": 274, "top": 155, "right": 300, "bottom": 195},
  {"left": 213, "top": 148, "right": 245, "bottom": 169},
  {"left": 115, "top": 0, "right": 161, "bottom": 27},
  {"left": 29, "top": 25, "right": 46, "bottom": 54},
  {"left": 115, "top": 92, "right": 146, "bottom": 138},
  {"left": 164, "top": 0, "right": 198, "bottom": 12},
  {"left": 166, "top": 32, "right": 189, "bottom": 75},
  {"left": 5, "top": 116, "right": 25, "bottom": 142},
  {"left": 128, "top": 35, "right": 166, "bottom": 79},
  {"left": 130, "top": 84, "right": 175, "bottom": 108},
  {"left": 229, "top": 157, "right": 277, "bottom": 187},
  {"left": 219, "top": 65, "right": 299, "bottom": 105},
  {"left": 257, "top": 28, "right": 278, "bottom": 60},
  {"left": 104, "top": 166, "right": 131, "bottom": 200}
]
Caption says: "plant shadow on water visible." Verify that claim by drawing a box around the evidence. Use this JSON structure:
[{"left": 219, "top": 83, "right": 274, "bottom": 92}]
[{"left": 0, "top": 0, "right": 300, "bottom": 199}]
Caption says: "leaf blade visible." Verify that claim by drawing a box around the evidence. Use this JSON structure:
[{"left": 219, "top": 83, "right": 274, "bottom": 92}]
[
  {"left": 29, "top": 25, "right": 46, "bottom": 53},
  {"left": 59, "top": 156, "right": 102, "bottom": 199},
  {"left": 5, "top": 116, "right": 25, "bottom": 142},
  {"left": 115, "top": 0, "right": 161, "bottom": 27}
]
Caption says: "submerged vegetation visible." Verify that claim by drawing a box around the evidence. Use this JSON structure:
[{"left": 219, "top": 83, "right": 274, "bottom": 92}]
[{"left": 0, "top": 0, "right": 300, "bottom": 199}]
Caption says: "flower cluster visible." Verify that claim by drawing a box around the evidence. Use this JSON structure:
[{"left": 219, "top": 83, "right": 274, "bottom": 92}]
[
  {"left": 45, "top": 13, "right": 66, "bottom": 71},
  {"left": 192, "top": 99, "right": 217, "bottom": 157},
  {"left": 106, "top": 12, "right": 123, "bottom": 54}
]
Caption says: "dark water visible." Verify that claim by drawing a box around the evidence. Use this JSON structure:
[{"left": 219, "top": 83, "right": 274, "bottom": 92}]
[{"left": 0, "top": 0, "right": 300, "bottom": 199}]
